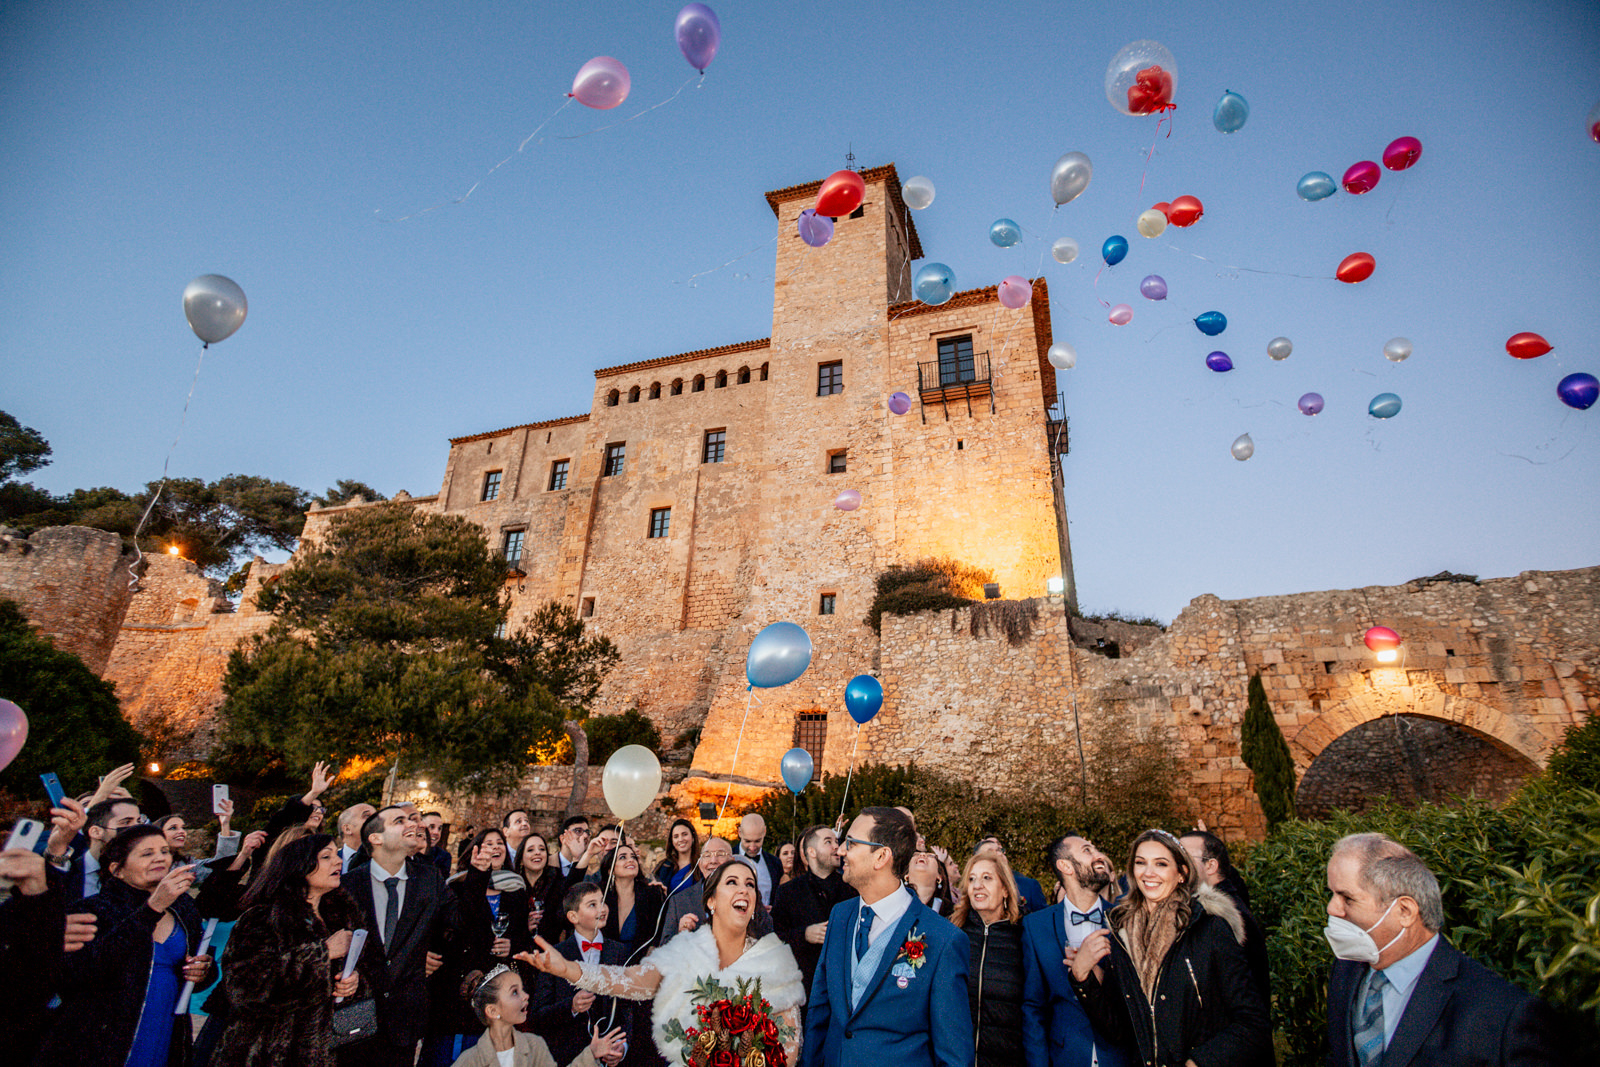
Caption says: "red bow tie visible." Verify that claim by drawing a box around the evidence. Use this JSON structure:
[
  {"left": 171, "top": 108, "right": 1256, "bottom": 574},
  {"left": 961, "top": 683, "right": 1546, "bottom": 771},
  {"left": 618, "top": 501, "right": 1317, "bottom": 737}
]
[{"left": 581, "top": 940, "right": 603, "bottom": 953}]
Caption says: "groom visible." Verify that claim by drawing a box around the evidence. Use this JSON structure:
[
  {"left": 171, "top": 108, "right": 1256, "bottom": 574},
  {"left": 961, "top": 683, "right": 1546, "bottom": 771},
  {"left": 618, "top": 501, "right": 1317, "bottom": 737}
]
[{"left": 801, "top": 807, "right": 971, "bottom": 1067}]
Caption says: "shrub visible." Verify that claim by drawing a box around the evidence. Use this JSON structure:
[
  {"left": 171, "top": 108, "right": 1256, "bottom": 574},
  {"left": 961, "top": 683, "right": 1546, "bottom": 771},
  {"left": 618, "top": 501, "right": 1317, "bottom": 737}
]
[
  {"left": 1545, "top": 709, "right": 1600, "bottom": 791},
  {"left": 583, "top": 708, "right": 662, "bottom": 766},
  {"left": 865, "top": 557, "right": 992, "bottom": 633},
  {"left": 1240, "top": 673, "right": 1296, "bottom": 829}
]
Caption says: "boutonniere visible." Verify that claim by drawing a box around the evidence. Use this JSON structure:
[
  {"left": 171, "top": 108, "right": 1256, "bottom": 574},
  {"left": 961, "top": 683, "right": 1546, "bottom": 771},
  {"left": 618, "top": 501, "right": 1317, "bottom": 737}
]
[{"left": 895, "top": 930, "right": 928, "bottom": 970}]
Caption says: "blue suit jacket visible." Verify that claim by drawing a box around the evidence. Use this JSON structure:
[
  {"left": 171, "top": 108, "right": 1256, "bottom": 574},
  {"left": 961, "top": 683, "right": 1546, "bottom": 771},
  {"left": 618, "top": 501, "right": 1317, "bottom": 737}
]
[
  {"left": 801, "top": 892, "right": 972, "bottom": 1067},
  {"left": 1021, "top": 904, "right": 1129, "bottom": 1067}
]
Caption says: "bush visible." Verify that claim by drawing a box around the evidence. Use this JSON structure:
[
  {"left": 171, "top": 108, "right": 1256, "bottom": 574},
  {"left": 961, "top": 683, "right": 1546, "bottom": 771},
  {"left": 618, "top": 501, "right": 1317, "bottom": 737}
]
[
  {"left": 1545, "top": 709, "right": 1600, "bottom": 791},
  {"left": 747, "top": 762, "right": 916, "bottom": 849},
  {"left": 1241, "top": 673, "right": 1296, "bottom": 829},
  {"left": 583, "top": 709, "right": 662, "bottom": 766},
  {"left": 865, "top": 557, "right": 992, "bottom": 633}
]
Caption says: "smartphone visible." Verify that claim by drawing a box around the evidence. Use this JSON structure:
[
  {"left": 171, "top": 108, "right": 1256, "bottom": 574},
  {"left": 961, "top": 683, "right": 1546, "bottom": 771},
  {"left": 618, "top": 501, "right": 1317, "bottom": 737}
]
[
  {"left": 40, "top": 772, "right": 66, "bottom": 809},
  {"left": 4, "top": 817, "right": 46, "bottom": 855},
  {"left": 212, "top": 784, "right": 229, "bottom": 815}
]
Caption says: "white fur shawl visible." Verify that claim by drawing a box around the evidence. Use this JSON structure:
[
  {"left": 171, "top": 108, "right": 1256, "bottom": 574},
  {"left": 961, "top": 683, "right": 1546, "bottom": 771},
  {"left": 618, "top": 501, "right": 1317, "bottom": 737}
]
[{"left": 644, "top": 928, "right": 805, "bottom": 1060}]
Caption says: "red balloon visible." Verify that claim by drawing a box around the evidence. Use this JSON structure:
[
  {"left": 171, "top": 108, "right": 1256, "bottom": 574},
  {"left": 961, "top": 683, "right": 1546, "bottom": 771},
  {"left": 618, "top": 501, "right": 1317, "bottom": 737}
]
[
  {"left": 815, "top": 170, "right": 865, "bottom": 218},
  {"left": 1168, "top": 195, "right": 1204, "bottom": 227},
  {"left": 1151, "top": 201, "right": 1172, "bottom": 220},
  {"left": 1336, "top": 252, "right": 1375, "bottom": 284},
  {"left": 1506, "top": 332, "right": 1552, "bottom": 359},
  {"left": 1382, "top": 136, "right": 1422, "bottom": 171},
  {"left": 1126, "top": 65, "right": 1174, "bottom": 114},
  {"left": 1363, "top": 626, "right": 1402, "bottom": 653},
  {"left": 1342, "top": 160, "right": 1381, "bottom": 194}
]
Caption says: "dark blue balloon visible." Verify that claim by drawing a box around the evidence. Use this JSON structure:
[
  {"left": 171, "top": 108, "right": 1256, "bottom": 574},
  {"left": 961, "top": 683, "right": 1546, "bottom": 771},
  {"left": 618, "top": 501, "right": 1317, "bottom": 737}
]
[
  {"left": 1102, "top": 235, "right": 1129, "bottom": 266},
  {"left": 1206, "top": 351, "right": 1233, "bottom": 372},
  {"left": 1194, "top": 311, "right": 1227, "bottom": 336},
  {"left": 1557, "top": 373, "right": 1598, "bottom": 410},
  {"left": 746, "top": 622, "right": 813, "bottom": 688},
  {"left": 780, "top": 747, "right": 814, "bottom": 794},
  {"left": 844, "top": 673, "right": 883, "bottom": 725}
]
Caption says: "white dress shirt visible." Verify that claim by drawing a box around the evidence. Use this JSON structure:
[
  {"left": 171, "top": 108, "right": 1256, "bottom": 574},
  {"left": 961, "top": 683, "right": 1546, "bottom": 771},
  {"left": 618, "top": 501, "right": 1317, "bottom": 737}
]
[
  {"left": 1063, "top": 899, "right": 1108, "bottom": 950},
  {"left": 742, "top": 850, "right": 774, "bottom": 906},
  {"left": 859, "top": 884, "right": 913, "bottom": 948}
]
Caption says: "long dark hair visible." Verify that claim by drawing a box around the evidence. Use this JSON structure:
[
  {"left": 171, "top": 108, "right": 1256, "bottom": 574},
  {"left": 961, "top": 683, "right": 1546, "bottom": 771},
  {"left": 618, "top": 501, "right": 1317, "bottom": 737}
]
[
  {"left": 663, "top": 818, "right": 700, "bottom": 873},
  {"left": 238, "top": 832, "right": 361, "bottom": 935},
  {"left": 516, "top": 832, "right": 556, "bottom": 895},
  {"left": 1107, "top": 828, "right": 1197, "bottom": 932},
  {"left": 468, "top": 828, "right": 510, "bottom": 880}
]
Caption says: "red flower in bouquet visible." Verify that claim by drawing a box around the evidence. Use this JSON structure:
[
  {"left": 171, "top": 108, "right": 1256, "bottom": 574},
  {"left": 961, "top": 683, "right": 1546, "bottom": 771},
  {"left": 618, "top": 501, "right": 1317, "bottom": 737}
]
[
  {"left": 721, "top": 1001, "right": 759, "bottom": 1034},
  {"left": 709, "top": 1052, "right": 737, "bottom": 1067}
]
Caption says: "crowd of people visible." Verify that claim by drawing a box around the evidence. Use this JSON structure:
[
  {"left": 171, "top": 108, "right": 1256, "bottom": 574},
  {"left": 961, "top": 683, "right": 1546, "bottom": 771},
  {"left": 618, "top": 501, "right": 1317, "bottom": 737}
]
[{"left": 0, "top": 761, "right": 1568, "bottom": 1067}]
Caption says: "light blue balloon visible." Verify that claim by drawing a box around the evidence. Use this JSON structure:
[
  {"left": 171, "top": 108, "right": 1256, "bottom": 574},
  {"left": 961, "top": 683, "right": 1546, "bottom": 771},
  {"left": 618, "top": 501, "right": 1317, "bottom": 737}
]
[
  {"left": 1297, "top": 171, "right": 1337, "bottom": 201},
  {"left": 746, "top": 621, "right": 813, "bottom": 688},
  {"left": 1101, "top": 234, "right": 1128, "bottom": 267},
  {"left": 780, "top": 747, "right": 814, "bottom": 794},
  {"left": 1369, "top": 393, "right": 1403, "bottom": 419},
  {"left": 989, "top": 218, "right": 1022, "bottom": 247},
  {"left": 913, "top": 262, "right": 956, "bottom": 306},
  {"left": 1213, "top": 90, "right": 1249, "bottom": 134},
  {"left": 1194, "top": 311, "right": 1228, "bottom": 336},
  {"left": 844, "top": 673, "right": 883, "bottom": 725}
]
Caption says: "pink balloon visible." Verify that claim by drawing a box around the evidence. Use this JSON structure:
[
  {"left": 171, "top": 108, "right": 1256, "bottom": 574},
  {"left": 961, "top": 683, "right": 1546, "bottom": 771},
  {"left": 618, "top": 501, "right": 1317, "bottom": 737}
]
[
  {"left": 1382, "top": 136, "right": 1422, "bottom": 171},
  {"left": 570, "top": 57, "right": 631, "bottom": 110},
  {"left": 998, "top": 276, "right": 1033, "bottom": 309},
  {"left": 833, "top": 489, "right": 862, "bottom": 512},
  {"left": 1109, "top": 304, "right": 1133, "bottom": 325},
  {"left": 1342, "top": 160, "right": 1381, "bottom": 194},
  {"left": 0, "top": 699, "right": 27, "bottom": 773}
]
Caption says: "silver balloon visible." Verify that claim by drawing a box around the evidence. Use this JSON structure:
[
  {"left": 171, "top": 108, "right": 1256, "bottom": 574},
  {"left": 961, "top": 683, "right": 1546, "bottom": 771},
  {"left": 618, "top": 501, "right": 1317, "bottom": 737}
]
[
  {"left": 1266, "top": 336, "right": 1293, "bottom": 361},
  {"left": 902, "top": 175, "right": 935, "bottom": 210},
  {"left": 1231, "top": 433, "right": 1255, "bottom": 461},
  {"left": 1051, "top": 237, "right": 1080, "bottom": 264},
  {"left": 183, "top": 274, "right": 247, "bottom": 345},
  {"left": 1383, "top": 337, "right": 1413, "bottom": 363},
  {"left": 1047, "top": 343, "right": 1077, "bottom": 370},
  {"left": 1050, "top": 152, "right": 1093, "bottom": 206}
]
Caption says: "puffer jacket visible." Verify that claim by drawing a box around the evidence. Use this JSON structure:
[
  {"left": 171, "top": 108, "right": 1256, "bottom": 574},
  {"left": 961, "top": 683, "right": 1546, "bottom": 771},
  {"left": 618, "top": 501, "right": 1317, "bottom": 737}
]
[
  {"left": 961, "top": 913, "right": 1026, "bottom": 1067},
  {"left": 1070, "top": 885, "right": 1271, "bottom": 1067}
]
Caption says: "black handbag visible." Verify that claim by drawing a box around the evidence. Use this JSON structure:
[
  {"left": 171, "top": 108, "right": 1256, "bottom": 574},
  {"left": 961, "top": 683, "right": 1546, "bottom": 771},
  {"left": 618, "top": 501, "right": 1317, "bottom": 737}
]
[{"left": 330, "top": 997, "right": 378, "bottom": 1047}]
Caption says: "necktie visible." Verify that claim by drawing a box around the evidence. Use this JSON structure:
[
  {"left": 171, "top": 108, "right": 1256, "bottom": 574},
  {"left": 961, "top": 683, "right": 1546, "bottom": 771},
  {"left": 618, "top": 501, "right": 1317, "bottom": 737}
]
[
  {"left": 381, "top": 877, "right": 400, "bottom": 949},
  {"left": 854, "top": 906, "right": 873, "bottom": 961},
  {"left": 581, "top": 940, "right": 603, "bottom": 953},
  {"left": 1353, "top": 968, "right": 1388, "bottom": 1067},
  {"left": 1070, "top": 909, "right": 1106, "bottom": 927}
]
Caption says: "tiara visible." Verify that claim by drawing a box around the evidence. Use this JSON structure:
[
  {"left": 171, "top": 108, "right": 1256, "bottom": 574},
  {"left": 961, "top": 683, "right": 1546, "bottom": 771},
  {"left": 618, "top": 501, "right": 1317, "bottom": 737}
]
[{"left": 480, "top": 963, "right": 513, "bottom": 988}]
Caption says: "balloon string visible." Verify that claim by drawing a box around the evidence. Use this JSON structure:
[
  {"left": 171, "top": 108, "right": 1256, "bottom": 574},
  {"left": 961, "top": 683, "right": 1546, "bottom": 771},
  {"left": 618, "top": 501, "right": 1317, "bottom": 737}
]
[
  {"left": 838, "top": 724, "right": 861, "bottom": 824},
  {"left": 679, "top": 236, "right": 778, "bottom": 287},
  {"left": 1137, "top": 113, "right": 1173, "bottom": 194},
  {"left": 1162, "top": 242, "right": 1334, "bottom": 281},
  {"left": 718, "top": 688, "right": 760, "bottom": 820},
  {"left": 558, "top": 74, "right": 700, "bottom": 140},
  {"left": 128, "top": 343, "right": 209, "bottom": 591},
  {"left": 1093, "top": 264, "right": 1110, "bottom": 308}
]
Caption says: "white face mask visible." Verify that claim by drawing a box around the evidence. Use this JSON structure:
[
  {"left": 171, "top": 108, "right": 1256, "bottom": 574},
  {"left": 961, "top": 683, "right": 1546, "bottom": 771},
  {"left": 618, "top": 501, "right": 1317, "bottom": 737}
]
[{"left": 1323, "top": 897, "right": 1405, "bottom": 963}]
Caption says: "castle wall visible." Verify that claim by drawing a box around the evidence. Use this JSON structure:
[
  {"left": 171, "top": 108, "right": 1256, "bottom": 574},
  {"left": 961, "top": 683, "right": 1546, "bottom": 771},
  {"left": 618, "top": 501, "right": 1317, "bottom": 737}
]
[{"left": 0, "top": 526, "right": 133, "bottom": 675}]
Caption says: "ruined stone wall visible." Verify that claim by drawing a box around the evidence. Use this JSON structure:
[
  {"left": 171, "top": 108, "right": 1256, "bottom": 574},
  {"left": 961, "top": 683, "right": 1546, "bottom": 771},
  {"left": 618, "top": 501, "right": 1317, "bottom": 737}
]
[{"left": 0, "top": 526, "right": 133, "bottom": 674}]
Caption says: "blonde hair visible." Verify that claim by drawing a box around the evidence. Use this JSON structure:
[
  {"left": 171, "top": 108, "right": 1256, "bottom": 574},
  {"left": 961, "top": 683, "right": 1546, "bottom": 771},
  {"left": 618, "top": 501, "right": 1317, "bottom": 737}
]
[{"left": 950, "top": 851, "right": 1022, "bottom": 926}]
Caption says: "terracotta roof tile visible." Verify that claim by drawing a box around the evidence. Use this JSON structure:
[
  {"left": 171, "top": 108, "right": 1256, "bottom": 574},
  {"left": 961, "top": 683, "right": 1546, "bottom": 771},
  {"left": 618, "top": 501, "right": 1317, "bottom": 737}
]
[
  {"left": 593, "top": 337, "right": 772, "bottom": 379},
  {"left": 449, "top": 413, "right": 589, "bottom": 445}
]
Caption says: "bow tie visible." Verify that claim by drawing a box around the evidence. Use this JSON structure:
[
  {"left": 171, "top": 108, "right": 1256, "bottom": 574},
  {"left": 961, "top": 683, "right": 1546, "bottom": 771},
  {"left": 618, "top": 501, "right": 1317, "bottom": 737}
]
[
  {"left": 1069, "top": 909, "right": 1106, "bottom": 927},
  {"left": 580, "top": 940, "right": 603, "bottom": 953}
]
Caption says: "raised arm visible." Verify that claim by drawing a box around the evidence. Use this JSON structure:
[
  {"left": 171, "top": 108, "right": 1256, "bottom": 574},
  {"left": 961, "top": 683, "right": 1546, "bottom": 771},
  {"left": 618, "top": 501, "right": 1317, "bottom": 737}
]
[{"left": 515, "top": 935, "right": 663, "bottom": 1001}]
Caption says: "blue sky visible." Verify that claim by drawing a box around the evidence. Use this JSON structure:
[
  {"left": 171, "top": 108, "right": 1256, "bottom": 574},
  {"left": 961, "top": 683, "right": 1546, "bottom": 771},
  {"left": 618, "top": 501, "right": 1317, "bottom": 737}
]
[{"left": 4, "top": 1, "right": 1597, "bottom": 623}]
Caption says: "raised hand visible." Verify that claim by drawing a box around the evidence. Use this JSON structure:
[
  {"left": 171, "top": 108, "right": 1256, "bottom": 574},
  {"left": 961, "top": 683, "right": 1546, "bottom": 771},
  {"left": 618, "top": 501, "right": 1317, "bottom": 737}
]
[
  {"left": 514, "top": 935, "right": 580, "bottom": 981},
  {"left": 0, "top": 849, "right": 48, "bottom": 895},
  {"left": 589, "top": 1024, "right": 626, "bottom": 1064},
  {"left": 46, "top": 797, "right": 87, "bottom": 858},
  {"left": 148, "top": 863, "right": 199, "bottom": 912},
  {"left": 470, "top": 844, "right": 493, "bottom": 872},
  {"left": 302, "top": 760, "right": 333, "bottom": 804},
  {"left": 89, "top": 763, "right": 136, "bottom": 807}
]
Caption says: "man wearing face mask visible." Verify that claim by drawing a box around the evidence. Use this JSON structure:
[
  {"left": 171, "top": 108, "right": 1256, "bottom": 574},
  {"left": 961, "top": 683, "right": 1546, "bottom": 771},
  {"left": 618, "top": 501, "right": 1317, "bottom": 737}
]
[{"left": 1323, "top": 833, "right": 1563, "bottom": 1067}]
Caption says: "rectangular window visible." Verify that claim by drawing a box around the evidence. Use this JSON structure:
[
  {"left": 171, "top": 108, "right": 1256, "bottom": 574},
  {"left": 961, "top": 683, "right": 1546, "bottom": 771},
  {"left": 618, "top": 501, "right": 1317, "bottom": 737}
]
[
  {"left": 794, "top": 712, "right": 828, "bottom": 766},
  {"left": 481, "top": 470, "right": 502, "bottom": 501},
  {"left": 828, "top": 450, "right": 847, "bottom": 474},
  {"left": 582, "top": 597, "right": 596, "bottom": 618},
  {"left": 548, "top": 459, "right": 569, "bottom": 491},
  {"left": 703, "top": 429, "right": 726, "bottom": 464},
  {"left": 648, "top": 507, "right": 671, "bottom": 539},
  {"left": 937, "top": 334, "right": 976, "bottom": 385},
  {"left": 603, "top": 443, "right": 626, "bottom": 477},
  {"left": 819, "top": 593, "right": 836, "bottom": 616},
  {"left": 817, "top": 361, "right": 844, "bottom": 396},
  {"left": 501, "top": 530, "right": 525, "bottom": 565}
]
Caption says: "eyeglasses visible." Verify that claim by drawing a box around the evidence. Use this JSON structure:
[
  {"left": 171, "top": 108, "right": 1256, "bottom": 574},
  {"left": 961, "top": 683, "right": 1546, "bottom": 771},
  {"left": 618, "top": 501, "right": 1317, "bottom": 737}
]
[{"left": 842, "top": 835, "right": 888, "bottom": 852}]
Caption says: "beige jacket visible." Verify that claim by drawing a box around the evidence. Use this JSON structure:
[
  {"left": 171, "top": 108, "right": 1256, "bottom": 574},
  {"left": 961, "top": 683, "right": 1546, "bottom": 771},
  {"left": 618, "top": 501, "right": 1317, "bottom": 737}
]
[{"left": 448, "top": 1030, "right": 601, "bottom": 1067}]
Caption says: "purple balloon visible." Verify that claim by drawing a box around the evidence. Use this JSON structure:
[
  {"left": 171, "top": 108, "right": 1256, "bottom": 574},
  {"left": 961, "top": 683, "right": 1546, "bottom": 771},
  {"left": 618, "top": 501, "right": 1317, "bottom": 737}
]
[
  {"left": 1298, "top": 392, "right": 1325, "bottom": 416},
  {"left": 798, "top": 208, "right": 833, "bottom": 248},
  {"left": 888, "top": 392, "right": 911, "bottom": 415},
  {"left": 1206, "top": 351, "right": 1234, "bottom": 372},
  {"left": 1139, "top": 274, "right": 1168, "bottom": 301},
  {"left": 675, "top": 4, "right": 721, "bottom": 72},
  {"left": 0, "top": 698, "right": 27, "bottom": 773},
  {"left": 1558, "top": 372, "right": 1599, "bottom": 410}
]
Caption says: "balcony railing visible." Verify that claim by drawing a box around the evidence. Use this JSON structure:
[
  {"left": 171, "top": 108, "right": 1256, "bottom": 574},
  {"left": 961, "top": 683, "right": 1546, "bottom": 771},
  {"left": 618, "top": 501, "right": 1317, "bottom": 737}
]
[{"left": 915, "top": 352, "right": 994, "bottom": 421}]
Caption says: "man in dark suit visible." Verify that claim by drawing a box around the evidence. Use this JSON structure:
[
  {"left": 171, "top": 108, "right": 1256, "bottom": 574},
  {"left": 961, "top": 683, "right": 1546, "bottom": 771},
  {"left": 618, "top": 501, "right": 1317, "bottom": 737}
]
[
  {"left": 1022, "top": 832, "right": 1129, "bottom": 1067},
  {"left": 771, "top": 824, "right": 856, "bottom": 1002},
  {"left": 1324, "top": 832, "right": 1563, "bottom": 1067},
  {"left": 738, "top": 812, "right": 784, "bottom": 908},
  {"left": 347, "top": 804, "right": 465, "bottom": 1067},
  {"left": 801, "top": 807, "right": 971, "bottom": 1067}
]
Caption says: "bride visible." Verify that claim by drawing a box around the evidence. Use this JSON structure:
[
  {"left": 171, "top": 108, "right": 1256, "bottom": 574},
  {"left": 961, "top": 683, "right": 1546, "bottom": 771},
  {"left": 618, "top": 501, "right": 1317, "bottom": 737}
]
[{"left": 518, "top": 859, "right": 805, "bottom": 1063}]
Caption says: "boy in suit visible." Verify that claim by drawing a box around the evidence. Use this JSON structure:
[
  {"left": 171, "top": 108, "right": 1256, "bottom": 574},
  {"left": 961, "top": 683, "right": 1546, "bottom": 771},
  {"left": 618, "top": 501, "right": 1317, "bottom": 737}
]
[{"left": 531, "top": 883, "right": 631, "bottom": 1066}]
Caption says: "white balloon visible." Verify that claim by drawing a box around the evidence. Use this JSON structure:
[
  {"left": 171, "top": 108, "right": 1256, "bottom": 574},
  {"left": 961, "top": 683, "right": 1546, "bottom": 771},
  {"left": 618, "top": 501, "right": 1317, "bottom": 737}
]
[
  {"left": 1231, "top": 433, "right": 1255, "bottom": 461},
  {"left": 1051, "top": 237, "right": 1080, "bottom": 264},
  {"left": 183, "top": 274, "right": 247, "bottom": 345},
  {"left": 601, "top": 744, "right": 661, "bottom": 820},
  {"left": 1136, "top": 208, "right": 1168, "bottom": 238},
  {"left": 1050, "top": 152, "right": 1093, "bottom": 206},
  {"left": 1267, "top": 337, "right": 1293, "bottom": 361},
  {"left": 902, "top": 175, "right": 935, "bottom": 210},
  {"left": 1048, "top": 343, "right": 1077, "bottom": 370},
  {"left": 1383, "top": 337, "right": 1413, "bottom": 363}
]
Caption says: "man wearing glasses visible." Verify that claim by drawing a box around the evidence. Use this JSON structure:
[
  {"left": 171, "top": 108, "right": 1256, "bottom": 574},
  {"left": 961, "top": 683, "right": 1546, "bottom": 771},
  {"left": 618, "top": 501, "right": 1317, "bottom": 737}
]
[{"left": 801, "top": 807, "right": 972, "bottom": 1067}]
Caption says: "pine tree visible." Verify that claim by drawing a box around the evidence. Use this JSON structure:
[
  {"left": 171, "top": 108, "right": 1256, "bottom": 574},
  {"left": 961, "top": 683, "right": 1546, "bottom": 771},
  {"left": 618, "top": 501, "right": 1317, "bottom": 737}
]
[{"left": 1240, "top": 672, "right": 1297, "bottom": 830}]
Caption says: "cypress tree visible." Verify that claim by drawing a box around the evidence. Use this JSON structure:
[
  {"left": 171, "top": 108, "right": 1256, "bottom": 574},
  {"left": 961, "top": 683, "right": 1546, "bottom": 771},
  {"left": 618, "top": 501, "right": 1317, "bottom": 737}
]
[{"left": 1240, "top": 672, "right": 1297, "bottom": 830}]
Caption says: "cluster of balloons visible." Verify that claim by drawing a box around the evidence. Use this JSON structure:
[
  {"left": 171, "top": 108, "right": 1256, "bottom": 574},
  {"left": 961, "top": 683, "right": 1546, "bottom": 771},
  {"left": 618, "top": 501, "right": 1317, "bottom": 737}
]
[
  {"left": 570, "top": 5, "right": 721, "bottom": 109},
  {"left": 602, "top": 745, "right": 662, "bottom": 819},
  {"left": 1299, "top": 137, "right": 1422, "bottom": 200},
  {"left": 1106, "top": 41, "right": 1177, "bottom": 115},
  {"left": 1501, "top": 333, "right": 1595, "bottom": 410},
  {"left": 183, "top": 275, "right": 248, "bottom": 346},
  {"left": 798, "top": 170, "right": 866, "bottom": 247}
]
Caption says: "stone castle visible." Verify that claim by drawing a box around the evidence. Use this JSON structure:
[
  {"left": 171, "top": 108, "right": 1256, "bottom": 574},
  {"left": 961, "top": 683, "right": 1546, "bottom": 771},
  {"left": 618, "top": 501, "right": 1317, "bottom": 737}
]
[{"left": 4, "top": 164, "right": 1596, "bottom": 841}]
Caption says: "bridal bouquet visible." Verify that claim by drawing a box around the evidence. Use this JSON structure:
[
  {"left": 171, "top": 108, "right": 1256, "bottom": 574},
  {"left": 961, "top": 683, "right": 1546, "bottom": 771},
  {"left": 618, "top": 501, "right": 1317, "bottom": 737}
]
[{"left": 662, "top": 975, "right": 794, "bottom": 1067}]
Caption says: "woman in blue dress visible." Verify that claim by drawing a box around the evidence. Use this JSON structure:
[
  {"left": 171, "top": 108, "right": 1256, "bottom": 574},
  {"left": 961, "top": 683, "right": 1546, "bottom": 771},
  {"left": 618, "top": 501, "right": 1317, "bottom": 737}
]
[{"left": 649, "top": 819, "right": 699, "bottom": 895}]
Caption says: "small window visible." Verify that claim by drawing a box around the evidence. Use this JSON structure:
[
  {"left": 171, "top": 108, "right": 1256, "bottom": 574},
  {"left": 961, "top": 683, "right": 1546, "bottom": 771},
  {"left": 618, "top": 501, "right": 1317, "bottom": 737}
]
[
  {"left": 715, "top": 370, "right": 727, "bottom": 389},
  {"left": 628, "top": 385, "right": 641, "bottom": 403},
  {"left": 819, "top": 593, "right": 836, "bottom": 616},
  {"left": 603, "top": 442, "right": 626, "bottom": 477},
  {"left": 649, "top": 382, "right": 661, "bottom": 399},
  {"left": 548, "top": 459, "right": 569, "bottom": 491},
  {"left": 759, "top": 362, "right": 769, "bottom": 381},
  {"left": 606, "top": 389, "right": 620, "bottom": 407},
  {"left": 817, "top": 361, "right": 843, "bottom": 396},
  {"left": 737, "top": 366, "right": 751, "bottom": 384},
  {"left": 794, "top": 712, "right": 828, "bottom": 765},
  {"left": 581, "top": 597, "right": 595, "bottom": 618},
  {"left": 671, "top": 378, "right": 684, "bottom": 396},
  {"left": 828, "top": 450, "right": 847, "bottom": 474},
  {"left": 482, "top": 471, "right": 502, "bottom": 501},
  {"left": 693, "top": 374, "right": 706, "bottom": 392},
  {"left": 648, "top": 507, "right": 671, "bottom": 539},
  {"left": 850, "top": 204, "right": 865, "bottom": 219},
  {"left": 502, "top": 530, "right": 525, "bottom": 565},
  {"left": 703, "top": 429, "right": 726, "bottom": 464}
]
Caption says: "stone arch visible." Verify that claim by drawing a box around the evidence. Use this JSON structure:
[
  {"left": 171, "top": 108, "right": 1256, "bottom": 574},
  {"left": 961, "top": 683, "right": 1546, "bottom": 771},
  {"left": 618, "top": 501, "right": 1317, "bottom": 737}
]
[
  {"left": 628, "top": 385, "right": 641, "bottom": 403},
  {"left": 737, "top": 366, "right": 751, "bottom": 384},
  {"left": 714, "top": 370, "right": 728, "bottom": 388},
  {"left": 692, "top": 374, "right": 705, "bottom": 392},
  {"left": 605, "top": 389, "right": 620, "bottom": 407},
  {"left": 670, "top": 378, "right": 684, "bottom": 395},
  {"left": 1285, "top": 685, "right": 1548, "bottom": 773},
  {"left": 649, "top": 381, "right": 661, "bottom": 399}
]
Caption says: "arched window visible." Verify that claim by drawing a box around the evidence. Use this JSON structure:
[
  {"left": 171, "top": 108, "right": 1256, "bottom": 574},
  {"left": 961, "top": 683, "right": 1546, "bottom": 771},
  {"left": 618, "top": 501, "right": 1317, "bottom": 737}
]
[
  {"left": 737, "top": 366, "right": 751, "bottom": 384},
  {"left": 606, "top": 389, "right": 620, "bottom": 407},
  {"left": 759, "top": 362, "right": 770, "bottom": 382},
  {"left": 628, "top": 385, "right": 641, "bottom": 403},
  {"left": 715, "top": 370, "right": 728, "bottom": 389},
  {"left": 692, "top": 374, "right": 706, "bottom": 392},
  {"left": 649, "top": 382, "right": 661, "bottom": 399},
  {"left": 671, "top": 378, "right": 684, "bottom": 395}
]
